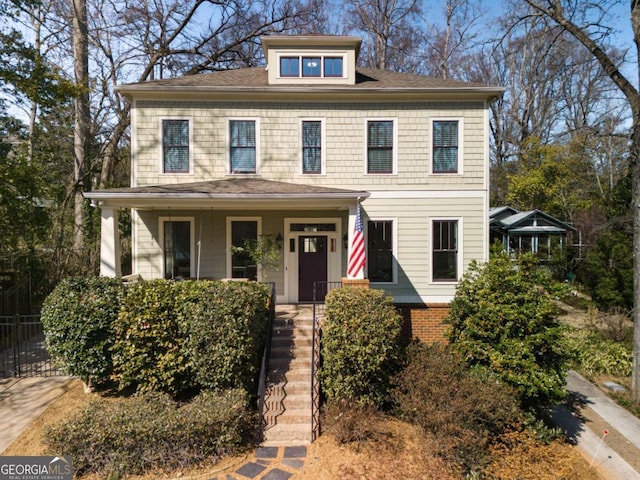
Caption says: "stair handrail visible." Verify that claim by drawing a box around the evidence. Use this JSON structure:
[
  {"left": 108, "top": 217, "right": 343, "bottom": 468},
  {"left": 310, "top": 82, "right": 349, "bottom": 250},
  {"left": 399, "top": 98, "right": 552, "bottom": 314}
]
[
  {"left": 311, "top": 281, "right": 342, "bottom": 442},
  {"left": 257, "top": 282, "right": 276, "bottom": 418}
]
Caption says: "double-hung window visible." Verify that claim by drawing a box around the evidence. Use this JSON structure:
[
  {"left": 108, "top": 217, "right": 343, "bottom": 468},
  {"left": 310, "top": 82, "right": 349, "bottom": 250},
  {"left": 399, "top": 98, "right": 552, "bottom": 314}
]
[
  {"left": 432, "top": 220, "right": 458, "bottom": 282},
  {"left": 302, "top": 120, "right": 323, "bottom": 174},
  {"left": 432, "top": 119, "right": 460, "bottom": 174},
  {"left": 160, "top": 217, "right": 193, "bottom": 279},
  {"left": 367, "top": 220, "right": 394, "bottom": 283},
  {"left": 367, "top": 120, "right": 395, "bottom": 174},
  {"left": 230, "top": 119, "right": 257, "bottom": 174},
  {"left": 227, "top": 218, "right": 260, "bottom": 280},
  {"left": 162, "top": 119, "right": 190, "bottom": 173}
]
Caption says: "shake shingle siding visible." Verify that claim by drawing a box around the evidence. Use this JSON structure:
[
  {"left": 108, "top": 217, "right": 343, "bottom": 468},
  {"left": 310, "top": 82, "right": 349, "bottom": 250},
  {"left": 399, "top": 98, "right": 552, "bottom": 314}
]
[{"left": 133, "top": 100, "right": 486, "bottom": 190}]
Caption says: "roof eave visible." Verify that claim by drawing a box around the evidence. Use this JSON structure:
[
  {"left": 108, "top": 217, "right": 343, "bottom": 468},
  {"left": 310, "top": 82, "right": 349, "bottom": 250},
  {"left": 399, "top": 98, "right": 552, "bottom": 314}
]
[
  {"left": 84, "top": 190, "right": 370, "bottom": 209},
  {"left": 116, "top": 85, "right": 505, "bottom": 102}
]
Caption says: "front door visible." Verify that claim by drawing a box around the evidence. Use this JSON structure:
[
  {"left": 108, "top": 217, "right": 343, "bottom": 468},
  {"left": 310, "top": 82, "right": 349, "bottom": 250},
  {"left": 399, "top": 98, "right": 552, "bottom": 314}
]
[{"left": 298, "top": 235, "right": 328, "bottom": 302}]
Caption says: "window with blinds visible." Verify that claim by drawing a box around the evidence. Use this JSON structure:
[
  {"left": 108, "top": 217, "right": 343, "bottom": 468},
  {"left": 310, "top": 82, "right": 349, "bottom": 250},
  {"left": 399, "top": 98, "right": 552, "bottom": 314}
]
[
  {"left": 433, "top": 120, "right": 459, "bottom": 173},
  {"left": 302, "top": 121, "right": 322, "bottom": 174},
  {"left": 230, "top": 120, "right": 257, "bottom": 174},
  {"left": 367, "top": 120, "right": 393, "bottom": 174},
  {"left": 162, "top": 119, "right": 189, "bottom": 173}
]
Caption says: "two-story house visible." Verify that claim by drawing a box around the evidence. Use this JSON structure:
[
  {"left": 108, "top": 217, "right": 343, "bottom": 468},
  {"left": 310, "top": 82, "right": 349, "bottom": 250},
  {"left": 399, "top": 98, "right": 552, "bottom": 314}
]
[{"left": 86, "top": 35, "right": 503, "bottom": 340}]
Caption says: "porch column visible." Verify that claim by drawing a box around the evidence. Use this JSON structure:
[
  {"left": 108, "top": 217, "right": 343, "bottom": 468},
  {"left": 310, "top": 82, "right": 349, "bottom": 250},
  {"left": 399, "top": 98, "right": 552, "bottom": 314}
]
[{"left": 100, "top": 206, "right": 121, "bottom": 277}]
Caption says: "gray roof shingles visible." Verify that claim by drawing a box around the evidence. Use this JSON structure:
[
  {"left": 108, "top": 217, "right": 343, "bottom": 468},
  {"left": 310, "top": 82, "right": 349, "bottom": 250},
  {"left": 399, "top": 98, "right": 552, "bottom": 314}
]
[
  {"left": 118, "top": 67, "right": 498, "bottom": 91},
  {"left": 87, "top": 178, "right": 368, "bottom": 197}
]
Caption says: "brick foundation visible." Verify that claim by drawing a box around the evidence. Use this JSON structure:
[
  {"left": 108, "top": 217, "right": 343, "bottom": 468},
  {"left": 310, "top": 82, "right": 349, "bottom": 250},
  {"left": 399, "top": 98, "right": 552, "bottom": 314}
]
[
  {"left": 397, "top": 303, "right": 450, "bottom": 344},
  {"left": 341, "top": 278, "right": 370, "bottom": 289}
]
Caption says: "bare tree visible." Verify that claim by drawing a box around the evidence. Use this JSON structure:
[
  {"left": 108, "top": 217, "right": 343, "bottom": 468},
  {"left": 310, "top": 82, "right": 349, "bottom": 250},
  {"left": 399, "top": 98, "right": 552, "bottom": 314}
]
[
  {"left": 342, "top": 0, "right": 422, "bottom": 70},
  {"left": 72, "top": 0, "right": 89, "bottom": 252},
  {"left": 422, "top": 0, "right": 485, "bottom": 79},
  {"left": 522, "top": 0, "right": 640, "bottom": 402},
  {"left": 89, "top": 0, "right": 322, "bottom": 189}
]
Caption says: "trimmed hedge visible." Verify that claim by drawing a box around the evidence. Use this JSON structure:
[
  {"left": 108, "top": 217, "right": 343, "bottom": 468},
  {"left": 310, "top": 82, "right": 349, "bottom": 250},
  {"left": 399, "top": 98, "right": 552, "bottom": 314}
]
[
  {"left": 111, "top": 280, "right": 210, "bottom": 396},
  {"left": 41, "top": 276, "right": 125, "bottom": 387},
  {"left": 45, "top": 388, "right": 256, "bottom": 478},
  {"left": 42, "top": 277, "right": 270, "bottom": 398},
  {"left": 185, "top": 281, "right": 270, "bottom": 393},
  {"left": 320, "top": 287, "right": 402, "bottom": 406}
]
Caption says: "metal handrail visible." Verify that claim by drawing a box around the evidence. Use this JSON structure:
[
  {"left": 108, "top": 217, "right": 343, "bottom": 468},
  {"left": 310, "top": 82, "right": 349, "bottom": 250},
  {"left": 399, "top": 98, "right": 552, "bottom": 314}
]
[{"left": 257, "top": 282, "right": 276, "bottom": 418}]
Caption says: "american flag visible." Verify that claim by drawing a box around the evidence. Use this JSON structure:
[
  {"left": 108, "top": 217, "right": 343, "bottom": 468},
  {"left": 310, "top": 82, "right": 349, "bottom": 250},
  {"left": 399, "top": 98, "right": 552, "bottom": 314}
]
[{"left": 347, "top": 202, "right": 365, "bottom": 278}]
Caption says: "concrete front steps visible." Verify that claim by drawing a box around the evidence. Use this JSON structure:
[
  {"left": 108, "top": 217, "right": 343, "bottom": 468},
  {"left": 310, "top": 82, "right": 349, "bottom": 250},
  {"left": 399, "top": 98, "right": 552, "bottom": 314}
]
[{"left": 262, "top": 305, "right": 315, "bottom": 446}]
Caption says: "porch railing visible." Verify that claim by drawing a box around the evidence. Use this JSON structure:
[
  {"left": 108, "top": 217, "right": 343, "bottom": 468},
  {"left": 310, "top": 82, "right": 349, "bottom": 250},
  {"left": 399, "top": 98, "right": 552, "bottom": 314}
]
[{"left": 311, "top": 281, "right": 342, "bottom": 442}]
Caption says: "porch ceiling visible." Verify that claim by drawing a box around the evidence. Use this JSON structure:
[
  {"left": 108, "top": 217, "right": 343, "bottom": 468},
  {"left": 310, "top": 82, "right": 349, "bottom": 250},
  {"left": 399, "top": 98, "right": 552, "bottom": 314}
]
[{"left": 84, "top": 178, "right": 370, "bottom": 210}]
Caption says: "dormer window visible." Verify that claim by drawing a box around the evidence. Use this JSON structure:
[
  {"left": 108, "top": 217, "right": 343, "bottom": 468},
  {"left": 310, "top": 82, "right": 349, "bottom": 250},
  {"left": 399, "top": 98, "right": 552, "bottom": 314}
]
[{"left": 279, "top": 55, "right": 344, "bottom": 79}]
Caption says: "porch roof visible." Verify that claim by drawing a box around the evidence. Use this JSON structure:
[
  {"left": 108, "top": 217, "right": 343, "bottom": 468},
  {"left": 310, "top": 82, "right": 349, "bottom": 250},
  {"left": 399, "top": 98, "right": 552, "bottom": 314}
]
[{"left": 84, "top": 178, "right": 370, "bottom": 210}]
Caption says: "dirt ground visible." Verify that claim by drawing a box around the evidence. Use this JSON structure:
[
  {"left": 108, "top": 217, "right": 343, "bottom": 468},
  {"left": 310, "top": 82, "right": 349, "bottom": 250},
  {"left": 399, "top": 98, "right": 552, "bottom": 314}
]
[{"left": 3, "top": 378, "right": 604, "bottom": 480}]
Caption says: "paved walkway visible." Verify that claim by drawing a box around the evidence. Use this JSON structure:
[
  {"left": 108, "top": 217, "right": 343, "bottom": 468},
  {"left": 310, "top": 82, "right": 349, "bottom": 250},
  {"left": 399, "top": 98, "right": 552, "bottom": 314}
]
[
  {"left": 0, "top": 375, "right": 73, "bottom": 453},
  {"left": 551, "top": 370, "right": 640, "bottom": 480}
]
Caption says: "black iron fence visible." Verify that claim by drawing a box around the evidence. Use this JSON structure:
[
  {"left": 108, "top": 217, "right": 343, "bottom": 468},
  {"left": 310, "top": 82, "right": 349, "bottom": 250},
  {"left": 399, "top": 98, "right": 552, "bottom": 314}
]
[{"left": 0, "top": 314, "right": 62, "bottom": 378}]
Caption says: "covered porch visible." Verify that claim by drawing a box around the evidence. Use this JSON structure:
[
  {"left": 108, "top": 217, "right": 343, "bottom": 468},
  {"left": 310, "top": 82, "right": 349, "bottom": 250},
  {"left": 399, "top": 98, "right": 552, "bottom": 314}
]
[{"left": 84, "top": 179, "right": 369, "bottom": 303}]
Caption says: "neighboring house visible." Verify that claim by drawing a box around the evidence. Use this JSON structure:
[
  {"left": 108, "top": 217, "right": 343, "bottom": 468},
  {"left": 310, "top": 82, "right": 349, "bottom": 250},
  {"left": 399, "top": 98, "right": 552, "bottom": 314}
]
[
  {"left": 85, "top": 35, "right": 503, "bottom": 340},
  {"left": 489, "top": 206, "right": 576, "bottom": 260}
]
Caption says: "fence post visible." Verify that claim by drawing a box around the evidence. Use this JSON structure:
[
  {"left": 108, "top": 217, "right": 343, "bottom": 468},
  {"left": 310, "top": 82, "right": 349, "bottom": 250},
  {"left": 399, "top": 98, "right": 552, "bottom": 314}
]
[{"left": 12, "top": 313, "right": 20, "bottom": 377}]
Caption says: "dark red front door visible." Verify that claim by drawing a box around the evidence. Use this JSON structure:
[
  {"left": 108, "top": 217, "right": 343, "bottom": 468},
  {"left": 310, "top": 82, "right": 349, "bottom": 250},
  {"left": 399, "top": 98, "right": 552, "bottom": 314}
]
[{"left": 298, "top": 235, "right": 328, "bottom": 302}]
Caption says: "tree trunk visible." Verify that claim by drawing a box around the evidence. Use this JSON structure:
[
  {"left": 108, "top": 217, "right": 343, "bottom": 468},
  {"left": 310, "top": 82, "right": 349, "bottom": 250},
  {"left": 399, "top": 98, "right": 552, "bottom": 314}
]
[{"left": 72, "top": 0, "right": 89, "bottom": 253}]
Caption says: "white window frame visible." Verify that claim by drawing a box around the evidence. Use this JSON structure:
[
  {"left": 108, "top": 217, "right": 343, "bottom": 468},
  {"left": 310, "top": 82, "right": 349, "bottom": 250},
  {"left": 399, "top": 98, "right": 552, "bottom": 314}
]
[
  {"left": 226, "top": 216, "right": 263, "bottom": 280},
  {"left": 158, "top": 216, "right": 195, "bottom": 279},
  {"left": 430, "top": 117, "right": 464, "bottom": 175},
  {"left": 366, "top": 217, "right": 398, "bottom": 284},
  {"left": 299, "top": 118, "right": 326, "bottom": 175},
  {"left": 364, "top": 118, "right": 398, "bottom": 175},
  {"left": 159, "top": 117, "right": 194, "bottom": 175},
  {"left": 430, "top": 217, "right": 463, "bottom": 284},
  {"left": 276, "top": 53, "right": 347, "bottom": 79},
  {"left": 227, "top": 118, "right": 261, "bottom": 175}
]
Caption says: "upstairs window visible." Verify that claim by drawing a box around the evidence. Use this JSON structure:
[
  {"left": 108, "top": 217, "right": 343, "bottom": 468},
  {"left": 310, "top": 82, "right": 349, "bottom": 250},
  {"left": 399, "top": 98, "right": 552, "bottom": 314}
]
[
  {"left": 433, "top": 120, "right": 460, "bottom": 173},
  {"left": 302, "top": 120, "right": 322, "bottom": 174},
  {"left": 302, "top": 57, "right": 321, "bottom": 77},
  {"left": 230, "top": 120, "right": 257, "bottom": 174},
  {"left": 162, "top": 119, "right": 190, "bottom": 173},
  {"left": 280, "top": 57, "right": 299, "bottom": 77},
  {"left": 278, "top": 54, "right": 345, "bottom": 78},
  {"left": 324, "top": 57, "right": 343, "bottom": 77},
  {"left": 367, "top": 120, "right": 394, "bottom": 174}
]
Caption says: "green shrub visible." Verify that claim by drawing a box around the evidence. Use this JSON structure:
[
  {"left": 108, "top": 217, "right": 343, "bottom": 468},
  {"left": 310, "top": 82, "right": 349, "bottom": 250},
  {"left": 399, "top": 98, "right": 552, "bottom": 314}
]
[
  {"left": 320, "top": 287, "right": 402, "bottom": 406},
  {"left": 111, "top": 279, "right": 209, "bottom": 396},
  {"left": 446, "top": 252, "right": 568, "bottom": 411},
  {"left": 41, "top": 276, "right": 125, "bottom": 388},
  {"left": 564, "top": 327, "right": 632, "bottom": 378},
  {"left": 392, "top": 342, "right": 522, "bottom": 474},
  {"left": 185, "top": 281, "right": 270, "bottom": 393},
  {"left": 45, "top": 388, "right": 256, "bottom": 478}
]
